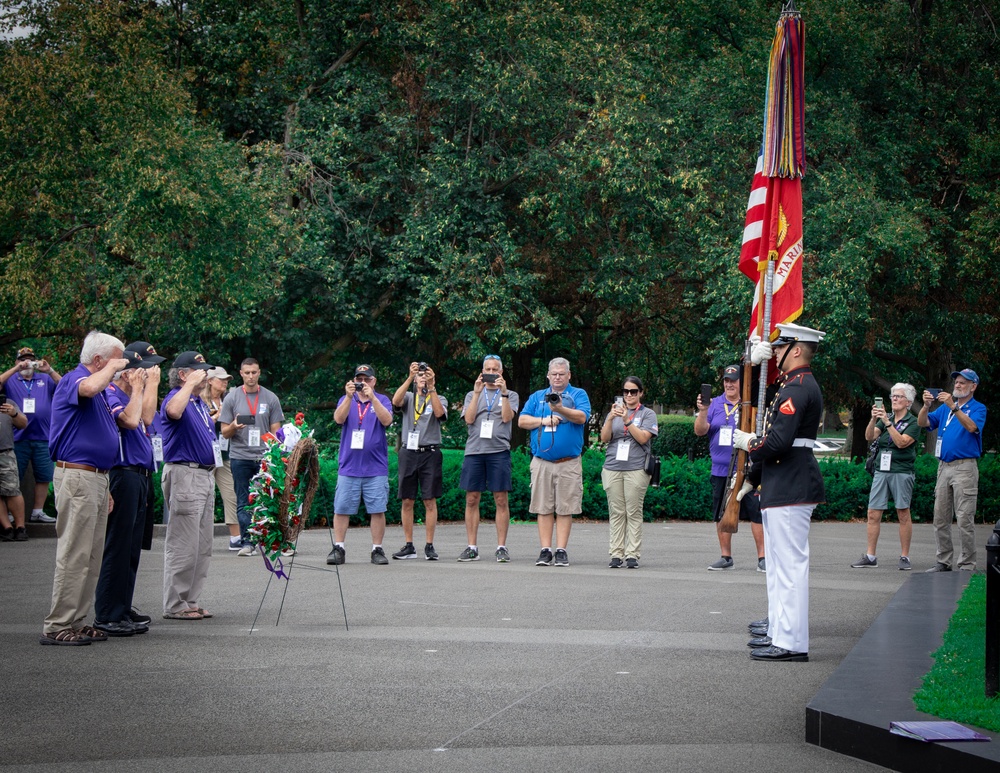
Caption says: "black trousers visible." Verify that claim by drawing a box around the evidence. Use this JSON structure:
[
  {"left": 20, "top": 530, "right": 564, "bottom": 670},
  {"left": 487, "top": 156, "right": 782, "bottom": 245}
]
[{"left": 94, "top": 467, "right": 150, "bottom": 622}]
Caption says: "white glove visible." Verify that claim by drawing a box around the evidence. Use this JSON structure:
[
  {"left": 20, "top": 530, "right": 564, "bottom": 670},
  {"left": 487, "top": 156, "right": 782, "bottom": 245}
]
[
  {"left": 750, "top": 335, "right": 773, "bottom": 365},
  {"left": 735, "top": 481, "right": 754, "bottom": 502},
  {"left": 732, "top": 429, "right": 757, "bottom": 451}
]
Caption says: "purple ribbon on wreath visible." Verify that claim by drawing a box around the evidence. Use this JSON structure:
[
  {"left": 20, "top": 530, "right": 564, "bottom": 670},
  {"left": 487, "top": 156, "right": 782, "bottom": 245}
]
[{"left": 260, "top": 550, "right": 290, "bottom": 580}]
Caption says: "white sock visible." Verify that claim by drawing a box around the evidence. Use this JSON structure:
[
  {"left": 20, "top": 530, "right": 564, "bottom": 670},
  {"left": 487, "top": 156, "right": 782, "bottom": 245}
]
[{"left": 868, "top": 554, "right": 877, "bottom": 562}]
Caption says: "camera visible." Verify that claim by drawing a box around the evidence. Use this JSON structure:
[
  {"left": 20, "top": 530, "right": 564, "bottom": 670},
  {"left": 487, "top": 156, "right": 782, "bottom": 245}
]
[
  {"left": 545, "top": 392, "right": 561, "bottom": 404},
  {"left": 418, "top": 362, "right": 428, "bottom": 372},
  {"left": 353, "top": 381, "right": 365, "bottom": 393},
  {"left": 30, "top": 360, "right": 43, "bottom": 369}
]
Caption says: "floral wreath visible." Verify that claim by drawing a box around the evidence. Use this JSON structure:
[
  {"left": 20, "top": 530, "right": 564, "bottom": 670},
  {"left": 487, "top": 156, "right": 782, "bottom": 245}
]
[{"left": 247, "top": 412, "right": 319, "bottom": 559}]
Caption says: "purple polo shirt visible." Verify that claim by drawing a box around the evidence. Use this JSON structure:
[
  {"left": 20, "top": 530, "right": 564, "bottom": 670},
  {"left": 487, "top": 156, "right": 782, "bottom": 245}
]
[
  {"left": 159, "top": 388, "right": 216, "bottom": 466},
  {"left": 6, "top": 372, "right": 57, "bottom": 442},
  {"left": 48, "top": 364, "right": 121, "bottom": 469},
  {"left": 706, "top": 394, "right": 741, "bottom": 477},
  {"left": 107, "top": 383, "right": 154, "bottom": 470},
  {"left": 337, "top": 393, "right": 393, "bottom": 477}
]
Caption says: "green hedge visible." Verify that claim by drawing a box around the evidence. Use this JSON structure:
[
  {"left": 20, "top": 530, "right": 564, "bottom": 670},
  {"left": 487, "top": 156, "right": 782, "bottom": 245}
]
[{"left": 156, "top": 447, "right": 1000, "bottom": 527}]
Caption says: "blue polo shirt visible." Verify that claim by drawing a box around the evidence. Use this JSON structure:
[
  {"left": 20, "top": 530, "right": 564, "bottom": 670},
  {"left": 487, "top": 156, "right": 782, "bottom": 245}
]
[
  {"left": 48, "top": 364, "right": 121, "bottom": 469},
  {"left": 522, "top": 384, "right": 591, "bottom": 460},
  {"left": 926, "top": 398, "right": 986, "bottom": 462},
  {"left": 107, "top": 383, "right": 154, "bottom": 470},
  {"left": 159, "top": 388, "right": 216, "bottom": 466},
  {"left": 6, "top": 372, "right": 57, "bottom": 442}
]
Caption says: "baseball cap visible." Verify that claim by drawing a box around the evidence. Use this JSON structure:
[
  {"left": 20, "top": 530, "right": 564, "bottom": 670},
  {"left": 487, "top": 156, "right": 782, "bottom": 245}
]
[
  {"left": 354, "top": 364, "right": 376, "bottom": 378},
  {"left": 206, "top": 367, "right": 232, "bottom": 380},
  {"left": 16, "top": 347, "right": 35, "bottom": 360},
  {"left": 124, "top": 341, "right": 166, "bottom": 368},
  {"left": 172, "top": 351, "right": 212, "bottom": 370},
  {"left": 723, "top": 365, "right": 740, "bottom": 381},
  {"left": 951, "top": 368, "right": 980, "bottom": 385}
]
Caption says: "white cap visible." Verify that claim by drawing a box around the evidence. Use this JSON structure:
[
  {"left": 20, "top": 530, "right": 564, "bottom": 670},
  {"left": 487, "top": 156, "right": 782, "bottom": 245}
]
[{"left": 773, "top": 323, "right": 826, "bottom": 346}]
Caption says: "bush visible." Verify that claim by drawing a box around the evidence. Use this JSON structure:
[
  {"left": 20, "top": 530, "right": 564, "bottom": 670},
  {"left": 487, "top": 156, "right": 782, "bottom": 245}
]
[{"left": 650, "top": 414, "right": 710, "bottom": 459}]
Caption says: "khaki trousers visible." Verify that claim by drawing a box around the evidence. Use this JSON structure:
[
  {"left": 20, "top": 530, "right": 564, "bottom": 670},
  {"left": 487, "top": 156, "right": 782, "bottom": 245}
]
[
  {"left": 933, "top": 458, "right": 979, "bottom": 569},
  {"left": 214, "top": 459, "right": 238, "bottom": 525},
  {"left": 43, "top": 467, "right": 110, "bottom": 633},
  {"left": 602, "top": 468, "right": 649, "bottom": 559},
  {"left": 162, "top": 464, "right": 215, "bottom": 615}
]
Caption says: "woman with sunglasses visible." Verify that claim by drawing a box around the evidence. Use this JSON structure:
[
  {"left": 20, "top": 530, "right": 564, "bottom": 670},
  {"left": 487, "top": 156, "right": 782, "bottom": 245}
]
[{"left": 599, "top": 376, "right": 658, "bottom": 568}]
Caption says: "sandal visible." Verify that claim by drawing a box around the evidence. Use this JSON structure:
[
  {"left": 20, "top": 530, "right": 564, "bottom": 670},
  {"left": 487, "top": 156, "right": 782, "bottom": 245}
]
[
  {"left": 75, "top": 624, "right": 108, "bottom": 642},
  {"left": 163, "top": 609, "right": 203, "bottom": 620},
  {"left": 196, "top": 608, "right": 213, "bottom": 618},
  {"left": 40, "top": 629, "right": 91, "bottom": 646}
]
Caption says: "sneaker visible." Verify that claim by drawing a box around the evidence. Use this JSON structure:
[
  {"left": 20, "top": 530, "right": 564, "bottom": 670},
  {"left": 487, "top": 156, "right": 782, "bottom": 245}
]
[
  {"left": 13, "top": 527, "right": 28, "bottom": 542},
  {"left": 536, "top": 549, "right": 554, "bottom": 566},
  {"left": 0, "top": 527, "right": 12, "bottom": 542},
  {"left": 707, "top": 556, "right": 734, "bottom": 571},
  {"left": 424, "top": 543, "right": 439, "bottom": 561},
  {"left": 757, "top": 557, "right": 766, "bottom": 573},
  {"left": 327, "top": 545, "right": 346, "bottom": 565},
  {"left": 29, "top": 511, "right": 56, "bottom": 524},
  {"left": 625, "top": 557, "right": 639, "bottom": 569},
  {"left": 609, "top": 557, "right": 623, "bottom": 569},
  {"left": 457, "top": 547, "right": 480, "bottom": 562},
  {"left": 898, "top": 556, "right": 912, "bottom": 571},
  {"left": 129, "top": 607, "right": 152, "bottom": 624},
  {"left": 553, "top": 549, "right": 569, "bottom": 567},
  {"left": 228, "top": 538, "right": 243, "bottom": 552},
  {"left": 495, "top": 546, "right": 511, "bottom": 563},
  {"left": 371, "top": 547, "right": 389, "bottom": 565},
  {"left": 237, "top": 542, "right": 257, "bottom": 557},
  {"left": 281, "top": 548, "right": 296, "bottom": 557},
  {"left": 850, "top": 554, "right": 877, "bottom": 568},
  {"left": 392, "top": 543, "right": 417, "bottom": 560}
]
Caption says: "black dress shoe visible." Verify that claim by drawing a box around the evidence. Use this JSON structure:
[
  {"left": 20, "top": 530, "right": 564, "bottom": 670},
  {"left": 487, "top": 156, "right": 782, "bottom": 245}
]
[
  {"left": 93, "top": 620, "right": 136, "bottom": 637},
  {"left": 130, "top": 619, "right": 150, "bottom": 634},
  {"left": 750, "top": 645, "right": 808, "bottom": 662},
  {"left": 924, "top": 562, "right": 952, "bottom": 573},
  {"left": 748, "top": 625, "right": 768, "bottom": 637},
  {"left": 747, "top": 636, "right": 772, "bottom": 648},
  {"left": 748, "top": 617, "right": 768, "bottom": 631}
]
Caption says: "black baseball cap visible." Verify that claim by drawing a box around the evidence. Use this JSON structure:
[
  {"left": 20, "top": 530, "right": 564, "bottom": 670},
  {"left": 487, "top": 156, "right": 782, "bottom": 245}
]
[
  {"left": 124, "top": 341, "right": 166, "bottom": 369},
  {"left": 723, "top": 365, "right": 740, "bottom": 381},
  {"left": 354, "top": 364, "right": 376, "bottom": 378},
  {"left": 172, "top": 351, "right": 212, "bottom": 370}
]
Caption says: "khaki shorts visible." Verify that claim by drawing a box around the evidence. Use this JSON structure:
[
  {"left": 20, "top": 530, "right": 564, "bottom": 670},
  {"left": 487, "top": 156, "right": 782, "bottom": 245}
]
[
  {"left": 0, "top": 449, "right": 20, "bottom": 497},
  {"left": 529, "top": 456, "right": 583, "bottom": 515}
]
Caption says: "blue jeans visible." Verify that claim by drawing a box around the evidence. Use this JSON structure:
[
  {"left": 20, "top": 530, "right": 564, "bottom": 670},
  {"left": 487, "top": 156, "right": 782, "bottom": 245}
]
[{"left": 229, "top": 458, "right": 260, "bottom": 542}]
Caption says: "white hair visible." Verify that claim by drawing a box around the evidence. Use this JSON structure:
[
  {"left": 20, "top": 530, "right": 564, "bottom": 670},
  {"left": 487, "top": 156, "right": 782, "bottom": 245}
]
[
  {"left": 548, "top": 357, "right": 570, "bottom": 372},
  {"left": 80, "top": 331, "right": 125, "bottom": 365},
  {"left": 891, "top": 382, "right": 916, "bottom": 405}
]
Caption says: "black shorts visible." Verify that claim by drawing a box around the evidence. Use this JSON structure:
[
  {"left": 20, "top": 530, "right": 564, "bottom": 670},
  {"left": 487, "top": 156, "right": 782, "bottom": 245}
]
[
  {"left": 710, "top": 475, "right": 762, "bottom": 524},
  {"left": 397, "top": 447, "right": 444, "bottom": 500},
  {"left": 459, "top": 451, "right": 513, "bottom": 493}
]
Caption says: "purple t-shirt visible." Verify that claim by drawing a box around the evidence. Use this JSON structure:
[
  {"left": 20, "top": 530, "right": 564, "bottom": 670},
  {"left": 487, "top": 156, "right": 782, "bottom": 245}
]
[
  {"left": 48, "top": 364, "right": 121, "bottom": 469},
  {"left": 337, "top": 393, "right": 393, "bottom": 477},
  {"left": 6, "top": 372, "right": 57, "bottom": 442},
  {"left": 706, "top": 394, "right": 741, "bottom": 477},
  {"left": 107, "top": 383, "right": 154, "bottom": 470},
  {"left": 159, "top": 388, "right": 216, "bottom": 466}
]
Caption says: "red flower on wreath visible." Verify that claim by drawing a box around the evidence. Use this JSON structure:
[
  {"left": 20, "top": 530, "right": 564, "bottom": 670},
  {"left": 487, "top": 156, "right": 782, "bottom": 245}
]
[
  {"left": 295, "top": 412, "right": 305, "bottom": 426},
  {"left": 248, "top": 493, "right": 257, "bottom": 504}
]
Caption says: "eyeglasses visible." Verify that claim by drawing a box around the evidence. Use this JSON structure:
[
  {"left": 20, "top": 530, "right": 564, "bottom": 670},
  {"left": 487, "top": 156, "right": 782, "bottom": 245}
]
[
  {"left": 355, "top": 376, "right": 374, "bottom": 383},
  {"left": 890, "top": 394, "right": 908, "bottom": 400},
  {"left": 622, "top": 388, "right": 640, "bottom": 395}
]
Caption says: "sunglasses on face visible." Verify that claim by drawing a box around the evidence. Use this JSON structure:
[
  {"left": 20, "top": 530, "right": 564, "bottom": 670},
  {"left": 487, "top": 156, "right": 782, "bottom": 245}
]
[{"left": 622, "top": 388, "right": 640, "bottom": 395}]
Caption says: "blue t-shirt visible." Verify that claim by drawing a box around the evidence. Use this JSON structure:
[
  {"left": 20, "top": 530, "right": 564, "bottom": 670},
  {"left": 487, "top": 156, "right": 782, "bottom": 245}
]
[
  {"left": 159, "top": 388, "right": 216, "bottom": 466},
  {"left": 48, "top": 364, "right": 121, "bottom": 469},
  {"left": 706, "top": 394, "right": 741, "bottom": 477},
  {"left": 522, "top": 384, "right": 591, "bottom": 460},
  {"left": 107, "top": 383, "right": 154, "bottom": 470},
  {"left": 926, "top": 398, "right": 986, "bottom": 462},
  {"left": 6, "top": 372, "right": 57, "bottom": 442},
  {"left": 337, "top": 393, "right": 394, "bottom": 477}
]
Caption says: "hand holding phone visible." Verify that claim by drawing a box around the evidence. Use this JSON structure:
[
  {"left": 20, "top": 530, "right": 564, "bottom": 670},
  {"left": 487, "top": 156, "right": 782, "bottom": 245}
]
[
  {"left": 701, "top": 383, "right": 712, "bottom": 407},
  {"left": 234, "top": 414, "right": 255, "bottom": 427}
]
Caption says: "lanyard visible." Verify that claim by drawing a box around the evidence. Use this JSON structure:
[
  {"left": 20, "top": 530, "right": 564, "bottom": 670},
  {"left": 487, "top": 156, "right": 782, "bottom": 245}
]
[
  {"left": 243, "top": 387, "right": 260, "bottom": 417},
  {"left": 22, "top": 376, "right": 34, "bottom": 395},
  {"left": 412, "top": 393, "right": 430, "bottom": 431},
  {"left": 483, "top": 389, "right": 499, "bottom": 417},
  {"left": 723, "top": 401, "right": 738, "bottom": 422},
  {"left": 623, "top": 404, "right": 641, "bottom": 431},
  {"left": 356, "top": 398, "right": 372, "bottom": 429}
]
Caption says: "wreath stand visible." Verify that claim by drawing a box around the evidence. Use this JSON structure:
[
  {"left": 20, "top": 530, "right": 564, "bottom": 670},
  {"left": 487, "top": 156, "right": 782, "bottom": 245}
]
[{"left": 249, "top": 435, "right": 349, "bottom": 632}]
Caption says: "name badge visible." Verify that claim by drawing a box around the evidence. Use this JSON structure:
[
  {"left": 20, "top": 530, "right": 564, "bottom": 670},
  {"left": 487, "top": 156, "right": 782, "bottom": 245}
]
[
  {"left": 22, "top": 398, "right": 36, "bottom": 414},
  {"left": 935, "top": 436, "right": 942, "bottom": 458},
  {"left": 880, "top": 451, "right": 892, "bottom": 472},
  {"left": 248, "top": 428, "right": 261, "bottom": 447},
  {"left": 212, "top": 441, "right": 224, "bottom": 468},
  {"left": 351, "top": 429, "right": 365, "bottom": 449},
  {"left": 406, "top": 431, "right": 420, "bottom": 450},
  {"left": 719, "top": 427, "right": 733, "bottom": 446},
  {"left": 218, "top": 435, "right": 230, "bottom": 452},
  {"left": 151, "top": 435, "right": 164, "bottom": 463},
  {"left": 615, "top": 439, "right": 631, "bottom": 462},
  {"left": 480, "top": 420, "right": 495, "bottom": 439}
]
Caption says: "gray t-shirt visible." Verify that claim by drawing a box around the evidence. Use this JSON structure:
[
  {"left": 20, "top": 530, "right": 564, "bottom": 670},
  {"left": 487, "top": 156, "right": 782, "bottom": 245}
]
[
  {"left": 602, "top": 406, "right": 659, "bottom": 471},
  {"left": 463, "top": 388, "right": 520, "bottom": 455},
  {"left": 398, "top": 391, "right": 449, "bottom": 446},
  {"left": 0, "top": 399, "right": 16, "bottom": 450},
  {"left": 219, "top": 385, "right": 285, "bottom": 460}
]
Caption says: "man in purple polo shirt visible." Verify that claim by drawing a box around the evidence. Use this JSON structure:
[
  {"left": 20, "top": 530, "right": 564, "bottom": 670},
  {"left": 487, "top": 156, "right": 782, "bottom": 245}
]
[
  {"left": 40, "top": 331, "right": 128, "bottom": 646},
  {"left": 93, "top": 341, "right": 164, "bottom": 636},
  {"left": 1, "top": 346, "right": 63, "bottom": 523},
  {"left": 326, "top": 364, "right": 394, "bottom": 566},
  {"left": 160, "top": 350, "right": 218, "bottom": 620}
]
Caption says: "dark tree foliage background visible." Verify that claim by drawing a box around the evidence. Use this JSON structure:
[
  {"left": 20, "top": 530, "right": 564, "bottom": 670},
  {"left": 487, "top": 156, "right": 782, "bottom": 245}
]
[{"left": 2, "top": 0, "right": 997, "bottom": 450}]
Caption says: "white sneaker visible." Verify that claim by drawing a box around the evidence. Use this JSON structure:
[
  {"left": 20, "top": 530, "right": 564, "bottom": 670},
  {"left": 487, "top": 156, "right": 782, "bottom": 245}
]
[
  {"left": 29, "top": 511, "right": 56, "bottom": 523},
  {"left": 237, "top": 543, "right": 257, "bottom": 557}
]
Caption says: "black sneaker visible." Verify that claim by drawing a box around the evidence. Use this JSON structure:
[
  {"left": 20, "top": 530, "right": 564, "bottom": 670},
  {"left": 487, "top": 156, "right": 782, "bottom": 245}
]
[
  {"left": 495, "top": 546, "right": 511, "bottom": 563},
  {"left": 393, "top": 543, "right": 417, "bottom": 560},
  {"left": 0, "top": 526, "right": 12, "bottom": 542},
  {"left": 625, "top": 557, "right": 639, "bottom": 569},
  {"left": 457, "top": 547, "right": 480, "bottom": 562},
  {"left": 93, "top": 619, "right": 136, "bottom": 637},
  {"left": 424, "top": 543, "right": 439, "bottom": 561},
  {"left": 13, "top": 527, "right": 28, "bottom": 542},
  {"left": 553, "top": 549, "right": 569, "bottom": 567},
  {"left": 129, "top": 607, "right": 152, "bottom": 624},
  {"left": 609, "top": 557, "right": 623, "bottom": 568},
  {"left": 327, "top": 545, "right": 346, "bottom": 565},
  {"left": 536, "top": 549, "right": 554, "bottom": 566},
  {"left": 371, "top": 547, "right": 389, "bottom": 565}
]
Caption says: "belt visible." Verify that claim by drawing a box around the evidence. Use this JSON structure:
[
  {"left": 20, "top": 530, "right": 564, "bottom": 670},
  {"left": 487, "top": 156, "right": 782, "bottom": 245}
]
[
  {"left": 166, "top": 462, "right": 216, "bottom": 471},
  {"left": 791, "top": 439, "right": 816, "bottom": 448},
  {"left": 410, "top": 445, "right": 440, "bottom": 454},
  {"left": 547, "top": 456, "right": 580, "bottom": 464},
  {"left": 116, "top": 464, "right": 152, "bottom": 477},
  {"left": 940, "top": 457, "right": 977, "bottom": 465},
  {"left": 56, "top": 461, "right": 110, "bottom": 474}
]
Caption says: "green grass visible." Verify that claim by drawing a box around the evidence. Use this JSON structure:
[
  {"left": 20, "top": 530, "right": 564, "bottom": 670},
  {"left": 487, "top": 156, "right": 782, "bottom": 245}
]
[{"left": 914, "top": 574, "right": 1000, "bottom": 732}]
